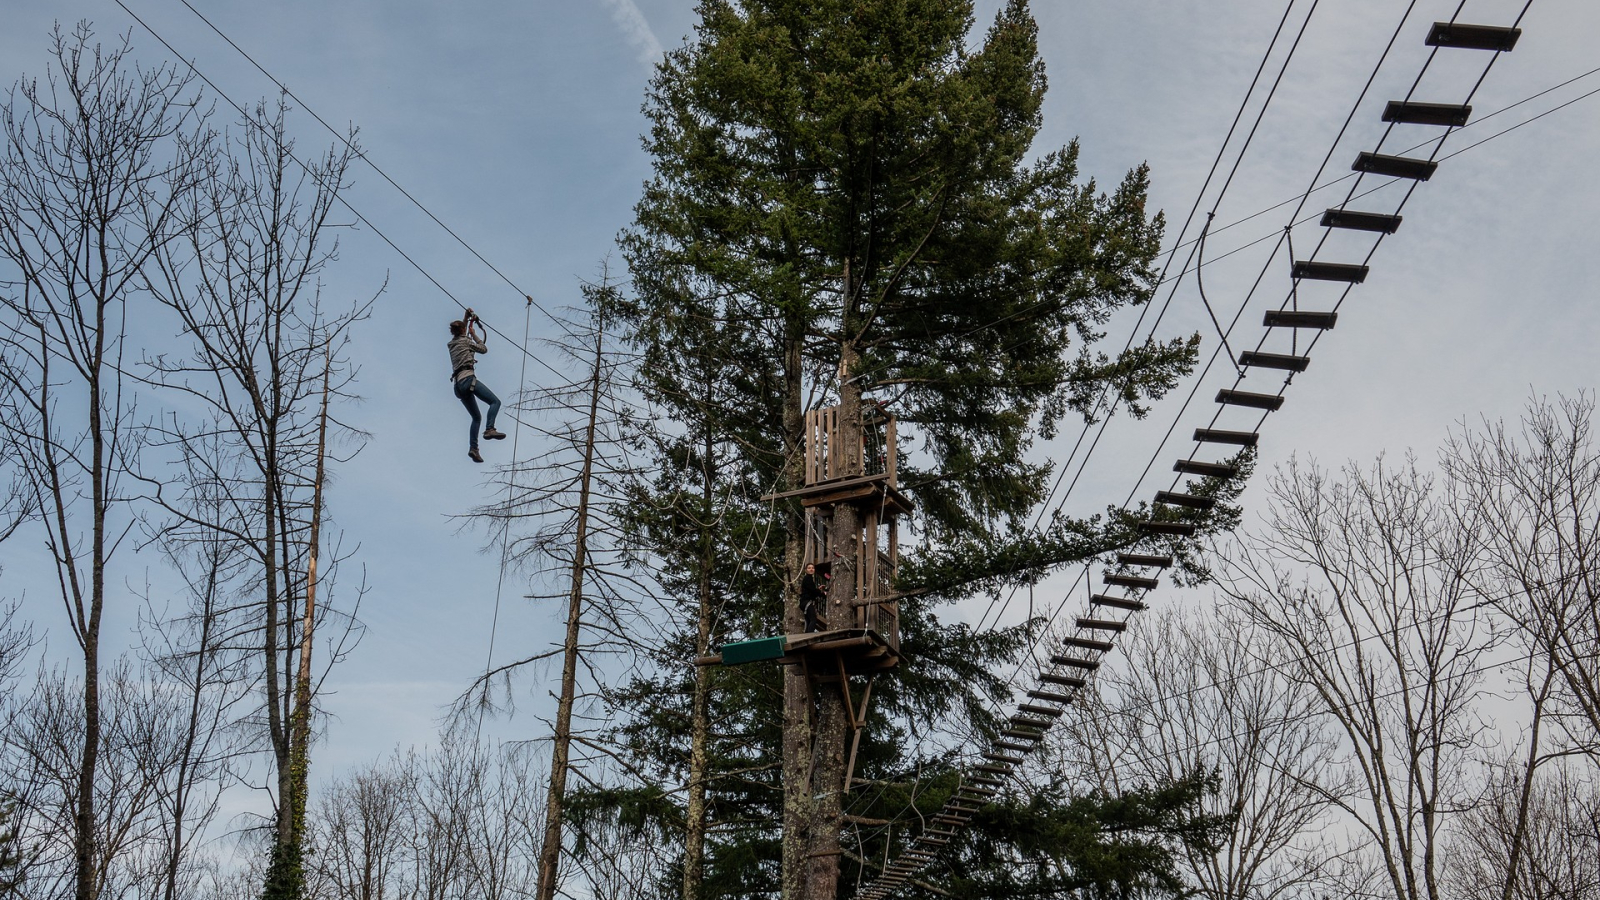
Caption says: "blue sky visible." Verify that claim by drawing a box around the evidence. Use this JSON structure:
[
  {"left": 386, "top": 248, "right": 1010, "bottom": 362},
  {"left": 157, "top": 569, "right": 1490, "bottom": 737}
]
[{"left": 1, "top": 0, "right": 1596, "bottom": 785}]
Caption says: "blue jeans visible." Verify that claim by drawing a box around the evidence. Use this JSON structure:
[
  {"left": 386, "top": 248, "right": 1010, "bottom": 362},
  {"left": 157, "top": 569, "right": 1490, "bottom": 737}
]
[{"left": 454, "top": 375, "right": 500, "bottom": 449}]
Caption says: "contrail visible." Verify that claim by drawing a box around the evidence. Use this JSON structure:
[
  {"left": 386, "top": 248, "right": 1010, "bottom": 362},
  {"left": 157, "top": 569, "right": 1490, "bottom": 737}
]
[{"left": 599, "top": 0, "right": 665, "bottom": 65}]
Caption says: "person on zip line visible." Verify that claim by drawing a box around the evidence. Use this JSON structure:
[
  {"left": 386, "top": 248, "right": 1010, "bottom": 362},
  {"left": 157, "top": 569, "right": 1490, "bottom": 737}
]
[{"left": 448, "top": 309, "right": 505, "bottom": 463}]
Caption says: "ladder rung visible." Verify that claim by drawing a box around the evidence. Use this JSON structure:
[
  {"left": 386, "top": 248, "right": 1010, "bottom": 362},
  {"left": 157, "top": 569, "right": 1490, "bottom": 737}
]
[
  {"left": 1217, "top": 388, "right": 1284, "bottom": 411},
  {"left": 1174, "top": 459, "right": 1238, "bottom": 478},
  {"left": 1292, "top": 261, "right": 1369, "bottom": 283},
  {"left": 1117, "top": 552, "right": 1172, "bottom": 568},
  {"left": 1040, "top": 671, "right": 1088, "bottom": 688},
  {"left": 1016, "top": 703, "right": 1065, "bottom": 717},
  {"left": 1091, "top": 594, "right": 1146, "bottom": 612},
  {"left": 993, "top": 740, "right": 1035, "bottom": 752},
  {"left": 998, "top": 720, "right": 1049, "bottom": 736},
  {"left": 983, "top": 752, "right": 1025, "bottom": 764},
  {"left": 922, "top": 837, "right": 949, "bottom": 845},
  {"left": 1062, "top": 636, "right": 1114, "bottom": 652},
  {"left": 1322, "top": 208, "right": 1402, "bottom": 233},
  {"left": 1426, "top": 22, "right": 1521, "bottom": 52},
  {"left": 1105, "top": 573, "right": 1158, "bottom": 590},
  {"left": 1026, "top": 689, "right": 1075, "bottom": 704},
  {"left": 1239, "top": 350, "right": 1311, "bottom": 372},
  {"left": 1076, "top": 617, "right": 1126, "bottom": 633},
  {"left": 959, "top": 784, "right": 998, "bottom": 794},
  {"left": 969, "top": 775, "right": 1003, "bottom": 785},
  {"left": 1354, "top": 151, "right": 1437, "bottom": 181},
  {"left": 1049, "top": 655, "right": 1101, "bottom": 670},
  {"left": 928, "top": 828, "right": 958, "bottom": 836},
  {"left": 974, "top": 764, "right": 1010, "bottom": 774},
  {"left": 1139, "top": 521, "right": 1197, "bottom": 537},
  {"left": 1194, "top": 428, "right": 1258, "bottom": 446},
  {"left": 1264, "top": 310, "right": 1337, "bottom": 330},
  {"left": 1156, "top": 490, "right": 1215, "bottom": 510},
  {"left": 1383, "top": 100, "right": 1471, "bottom": 127}
]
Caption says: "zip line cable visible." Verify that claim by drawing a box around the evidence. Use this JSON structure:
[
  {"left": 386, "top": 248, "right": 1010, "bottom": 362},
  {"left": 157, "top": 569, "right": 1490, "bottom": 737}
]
[
  {"left": 112, "top": 0, "right": 571, "bottom": 391},
  {"left": 163, "top": 0, "right": 581, "bottom": 345}
]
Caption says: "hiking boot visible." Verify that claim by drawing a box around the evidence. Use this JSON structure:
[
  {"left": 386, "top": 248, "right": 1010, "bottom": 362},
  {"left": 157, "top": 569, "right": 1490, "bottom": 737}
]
[
  {"left": 468, "top": 447, "right": 483, "bottom": 463},
  {"left": 483, "top": 428, "right": 507, "bottom": 440}
]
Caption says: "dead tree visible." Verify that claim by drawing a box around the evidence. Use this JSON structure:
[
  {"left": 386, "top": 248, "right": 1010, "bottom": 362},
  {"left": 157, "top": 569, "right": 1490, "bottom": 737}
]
[
  {"left": 456, "top": 294, "right": 649, "bottom": 900},
  {"left": 0, "top": 25, "right": 209, "bottom": 900}
]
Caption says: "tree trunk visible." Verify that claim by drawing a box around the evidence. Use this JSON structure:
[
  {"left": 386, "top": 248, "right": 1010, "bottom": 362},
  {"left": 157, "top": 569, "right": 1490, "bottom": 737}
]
[
  {"left": 682, "top": 430, "right": 717, "bottom": 900},
  {"left": 781, "top": 313, "right": 813, "bottom": 900},
  {"left": 264, "top": 358, "right": 331, "bottom": 900},
  {"left": 536, "top": 329, "right": 607, "bottom": 900},
  {"left": 805, "top": 336, "right": 864, "bottom": 900}
]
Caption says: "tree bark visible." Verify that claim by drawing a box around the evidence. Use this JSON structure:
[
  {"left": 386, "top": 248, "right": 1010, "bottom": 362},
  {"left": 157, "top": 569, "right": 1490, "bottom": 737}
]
[
  {"left": 806, "top": 336, "right": 864, "bottom": 900},
  {"left": 536, "top": 328, "right": 607, "bottom": 900}
]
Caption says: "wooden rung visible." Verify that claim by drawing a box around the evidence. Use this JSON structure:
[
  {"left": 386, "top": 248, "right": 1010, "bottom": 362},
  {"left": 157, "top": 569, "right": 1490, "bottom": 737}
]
[
  {"left": 1117, "top": 552, "right": 1172, "bottom": 568},
  {"left": 1061, "top": 636, "right": 1114, "bottom": 652},
  {"left": 1353, "top": 151, "right": 1437, "bottom": 181},
  {"left": 984, "top": 751, "right": 1025, "bottom": 762},
  {"left": 1104, "top": 572, "right": 1158, "bottom": 590},
  {"left": 1040, "top": 671, "right": 1088, "bottom": 688},
  {"left": 1292, "top": 261, "right": 1369, "bottom": 283},
  {"left": 1091, "top": 594, "right": 1147, "bottom": 612},
  {"left": 1217, "top": 388, "right": 1284, "bottom": 410},
  {"left": 959, "top": 784, "right": 998, "bottom": 795},
  {"left": 1026, "top": 689, "right": 1075, "bottom": 704},
  {"left": 1426, "top": 21, "right": 1520, "bottom": 51},
  {"left": 1264, "top": 310, "right": 1337, "bottom": 330},
  {"left": 1008, "top": 713, "right": 1055, "bottom": 728},
  {"left": 1000, "top": 728, "right": 1044, "bottom": 740},
  {"left": 1322, "top": 208, "right": 1402, "bottom": 233},
  {"left": 928, "top": 829, "right": 958, "bottom": 836},
  {"left": 1076, "top": 617, "right": 1127, "bottom": 633},
  {"left": 1194, "top": 428, "right": 1258, "bottom": 446},
  {"left": 1139, "top": 520, "right": 1198, "bottom": 536},
  {"left": 993, "top": 740, "right": 1035, "bottom": 752},
  {"left": 1240, "top": 350, "right": 1310, "bottom": 372},
  {"left": 1174, "top": 459, "right": 1238, "bottom": 478},
  {"left": 969, "top": 775, "right": 1003, "bottom": 785},
  {"left": 1155, "top": 490, "right": 1215, "bottom": 510},
  {"left": 974, "top": 763, "right": 1010, "bottom": 774},
  {"left": 1017, "top": 703, "right": 1066, "bottom": 716},
  {"left": 1050, "top": 655, "right": 1101, "bottom": 669},
  {"left": 1383, "top": 100, "right": 1470, "bottom": 127}
]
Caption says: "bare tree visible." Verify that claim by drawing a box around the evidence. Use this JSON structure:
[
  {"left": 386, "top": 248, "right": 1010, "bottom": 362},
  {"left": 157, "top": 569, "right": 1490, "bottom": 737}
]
[
  {"left": 1219, "top": 456, "right": 1497, "bottom": 900},
  {"left": 0, "top": 25, "right": 209, "bottom": 900},
  {"left": 139, "top": 97, "right": 372, "bottom": 898},
  {"left": 1061, "top": 603, "right": 1341, "bottom": 900},
  {"left": 1442, "top": 394, "right": 1600, "bottom": 756},
  {"left": 1445, "top": 757, "right": 1600, "bottom": 900},
  {"left": 457, "top": 293, "right": 650, "bottom": 900},
  {"left": 1, "top": 660, "right": 214, "bottom": 899},
  {"left": 137, "top": 462, "right": 256, "bottom": 900}
]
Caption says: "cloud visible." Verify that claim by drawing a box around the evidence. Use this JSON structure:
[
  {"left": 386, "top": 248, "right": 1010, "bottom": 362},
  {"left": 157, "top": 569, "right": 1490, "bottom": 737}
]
[{"left": 599, "top": 0, "right": 665, "bottom": 66}]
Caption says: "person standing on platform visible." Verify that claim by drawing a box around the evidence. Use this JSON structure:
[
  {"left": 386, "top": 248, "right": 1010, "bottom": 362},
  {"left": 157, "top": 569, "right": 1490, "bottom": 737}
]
[{"left": 801, "top": 562, "right": 829, "bottom": 632}]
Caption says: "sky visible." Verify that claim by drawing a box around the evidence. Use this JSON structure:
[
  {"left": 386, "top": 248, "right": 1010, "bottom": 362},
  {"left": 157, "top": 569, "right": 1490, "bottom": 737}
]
[{"left": 0, "top": 0, "right": 1596, "bottom": 793}]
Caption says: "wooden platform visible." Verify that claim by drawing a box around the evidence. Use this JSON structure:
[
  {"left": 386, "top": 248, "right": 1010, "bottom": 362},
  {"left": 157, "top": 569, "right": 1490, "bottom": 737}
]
[
  {"left": 759, "top": 472, "right": 914, "bottom": 516},
  {"left": 697, "top": 627, "right": 901, "bottom": 674}
]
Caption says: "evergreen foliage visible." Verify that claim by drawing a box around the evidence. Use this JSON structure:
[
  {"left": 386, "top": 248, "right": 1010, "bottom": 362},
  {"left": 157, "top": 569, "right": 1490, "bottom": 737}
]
[{"left": 591, "top": 1, "right": 1238, "bottom": 896}]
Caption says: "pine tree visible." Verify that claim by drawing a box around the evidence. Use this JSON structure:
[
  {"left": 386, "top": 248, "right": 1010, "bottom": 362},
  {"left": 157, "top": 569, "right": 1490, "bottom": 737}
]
[{"left": 602, "top": 2, "right": 1219, "bottom": 897}]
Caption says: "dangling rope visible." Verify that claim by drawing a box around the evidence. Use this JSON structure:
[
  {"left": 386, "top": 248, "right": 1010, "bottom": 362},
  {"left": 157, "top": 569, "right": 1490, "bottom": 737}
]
[{"left": 476, "top": 296, "right": 536, "bottom": 745}]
